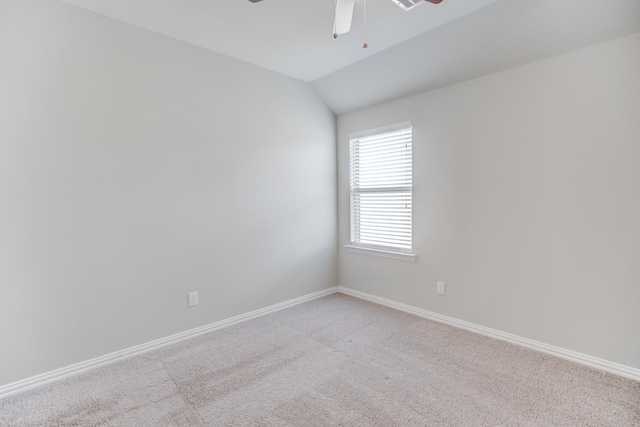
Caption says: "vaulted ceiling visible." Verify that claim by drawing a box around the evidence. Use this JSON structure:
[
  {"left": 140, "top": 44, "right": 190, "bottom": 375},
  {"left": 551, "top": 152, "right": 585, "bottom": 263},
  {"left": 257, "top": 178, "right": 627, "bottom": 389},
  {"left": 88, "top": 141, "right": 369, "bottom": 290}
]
[{"left": 59, "top": 0, "right": 640, "bottom": 114}]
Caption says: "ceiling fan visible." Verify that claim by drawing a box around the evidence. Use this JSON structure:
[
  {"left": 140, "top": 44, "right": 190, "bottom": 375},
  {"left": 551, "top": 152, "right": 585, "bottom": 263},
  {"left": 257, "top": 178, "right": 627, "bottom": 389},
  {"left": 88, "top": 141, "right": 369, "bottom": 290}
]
[
  {"left": 249, "top": 0, "right": 444, "bottom": 45},
  {"left": 248, "top": 0, "right": 443, "bottom": 6}
]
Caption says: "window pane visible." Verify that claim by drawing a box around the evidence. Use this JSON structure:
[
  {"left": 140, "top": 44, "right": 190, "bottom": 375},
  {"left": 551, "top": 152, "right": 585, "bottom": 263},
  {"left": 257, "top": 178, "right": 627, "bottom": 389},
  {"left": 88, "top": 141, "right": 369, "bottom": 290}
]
[{"left": 350, "top": 124, "right": 412, "bottom": 252}]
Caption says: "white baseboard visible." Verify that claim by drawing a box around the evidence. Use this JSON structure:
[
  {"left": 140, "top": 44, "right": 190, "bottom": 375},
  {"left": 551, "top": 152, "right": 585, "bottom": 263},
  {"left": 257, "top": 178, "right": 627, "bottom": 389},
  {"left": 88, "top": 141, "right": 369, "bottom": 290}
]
[
  {"left": 0, "top": 287, "right": 340, "bottom": 399},
  {"left": 336, "top": 286, "right": 640, "bottom": 382},
  {"left": 3, "top": 285, "right": 637, "bottom": 399}
]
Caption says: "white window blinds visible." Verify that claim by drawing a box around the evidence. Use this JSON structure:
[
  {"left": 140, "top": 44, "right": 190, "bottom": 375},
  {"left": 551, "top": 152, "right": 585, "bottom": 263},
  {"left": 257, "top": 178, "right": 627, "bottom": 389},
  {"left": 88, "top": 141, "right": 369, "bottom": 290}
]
[{"left": 350, "top": 123, "right": 412, "bottom": 252}]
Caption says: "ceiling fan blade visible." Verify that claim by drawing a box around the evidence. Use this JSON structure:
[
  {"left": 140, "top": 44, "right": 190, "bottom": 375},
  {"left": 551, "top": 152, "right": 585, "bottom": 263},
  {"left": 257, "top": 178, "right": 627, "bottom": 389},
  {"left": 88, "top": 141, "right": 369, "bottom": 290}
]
[
  {"left": 391, "top": 0, "right": 442, "bottom": 11},
  {"left": 334, "top": 0, "right": 355, "bottom": 36}
]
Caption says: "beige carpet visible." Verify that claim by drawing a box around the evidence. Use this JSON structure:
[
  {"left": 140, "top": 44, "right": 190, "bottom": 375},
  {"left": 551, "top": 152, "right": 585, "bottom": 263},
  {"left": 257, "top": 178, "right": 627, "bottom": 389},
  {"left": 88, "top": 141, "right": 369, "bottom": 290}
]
[{"left": 1, "top": 294, "right": 639, "bottom": 426}]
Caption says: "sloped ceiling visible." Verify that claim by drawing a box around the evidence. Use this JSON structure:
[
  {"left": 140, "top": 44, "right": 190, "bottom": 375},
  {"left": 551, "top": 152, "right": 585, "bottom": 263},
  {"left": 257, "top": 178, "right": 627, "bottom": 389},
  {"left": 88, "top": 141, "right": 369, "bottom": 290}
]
[
  {"left": 58, "top": 0, "right": 640, "bottom": 114},
  {"left": 312, "top": 0, "right": 640, "bottom": 114},
  {"left": 59, "top": 0, "right": 499, "bottom": 82}
]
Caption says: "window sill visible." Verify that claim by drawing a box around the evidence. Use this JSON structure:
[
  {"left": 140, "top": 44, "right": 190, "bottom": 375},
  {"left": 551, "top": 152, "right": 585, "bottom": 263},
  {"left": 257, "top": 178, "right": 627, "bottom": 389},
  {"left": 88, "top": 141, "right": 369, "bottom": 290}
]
[{"left": 345, "top": 245, "right": 417, "bottom": 262}]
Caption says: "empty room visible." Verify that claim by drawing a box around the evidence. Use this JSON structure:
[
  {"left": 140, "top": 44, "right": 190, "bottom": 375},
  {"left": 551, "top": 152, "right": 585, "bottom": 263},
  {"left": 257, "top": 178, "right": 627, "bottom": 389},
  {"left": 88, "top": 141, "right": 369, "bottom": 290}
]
[{"left": 1, "top": 0, "right": 639, "bottom": 425}]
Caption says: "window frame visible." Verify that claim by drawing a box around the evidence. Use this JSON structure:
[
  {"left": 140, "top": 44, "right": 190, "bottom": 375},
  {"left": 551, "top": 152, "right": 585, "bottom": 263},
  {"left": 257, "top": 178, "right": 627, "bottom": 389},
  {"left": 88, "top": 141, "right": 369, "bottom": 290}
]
[{"left": 346, "top": 122, "right": 416, "bottom": 262}]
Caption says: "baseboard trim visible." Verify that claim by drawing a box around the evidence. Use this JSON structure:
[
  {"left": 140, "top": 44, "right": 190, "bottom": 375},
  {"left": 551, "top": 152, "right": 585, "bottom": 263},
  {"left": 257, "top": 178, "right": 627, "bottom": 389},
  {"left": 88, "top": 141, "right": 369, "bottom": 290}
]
[
  {"left": 336, "top": 286, "right": 640, "bottom": 382},
  {"left": 4, "top": 285, "right": 636, "bottom": 399},
  {"left": 0, "top": 287, "right": 340, "bottom": 399}
]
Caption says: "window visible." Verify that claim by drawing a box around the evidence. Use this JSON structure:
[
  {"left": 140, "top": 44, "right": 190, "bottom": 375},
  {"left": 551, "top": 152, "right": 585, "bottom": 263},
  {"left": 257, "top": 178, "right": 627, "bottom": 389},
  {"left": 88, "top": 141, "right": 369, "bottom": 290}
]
[{"left": 348, "top": 122, "right": 415, "bottom": 261}]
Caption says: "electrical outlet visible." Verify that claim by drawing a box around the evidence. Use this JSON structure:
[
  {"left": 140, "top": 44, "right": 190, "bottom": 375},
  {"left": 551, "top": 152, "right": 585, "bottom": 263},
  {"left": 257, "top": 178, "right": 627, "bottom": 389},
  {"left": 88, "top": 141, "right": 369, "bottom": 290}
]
[
  {"left": 188, "top": 291, "right": 198, "bottom": 307},
  {"left": 436, "top": 281, "right": 445, "bottom": 295}
]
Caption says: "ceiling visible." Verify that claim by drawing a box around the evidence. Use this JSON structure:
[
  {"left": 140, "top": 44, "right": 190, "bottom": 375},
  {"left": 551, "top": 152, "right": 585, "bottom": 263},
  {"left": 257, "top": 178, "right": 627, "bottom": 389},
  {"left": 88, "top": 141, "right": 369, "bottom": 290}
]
[
  {"left": 59, "top": 0, "right": 640, "bottom": 114},
  {"left": 58, "top": 0, "right": 500, "bottom": 82},
  {"left": 313, "top": 0, "right": 640, "bottom": 113}
]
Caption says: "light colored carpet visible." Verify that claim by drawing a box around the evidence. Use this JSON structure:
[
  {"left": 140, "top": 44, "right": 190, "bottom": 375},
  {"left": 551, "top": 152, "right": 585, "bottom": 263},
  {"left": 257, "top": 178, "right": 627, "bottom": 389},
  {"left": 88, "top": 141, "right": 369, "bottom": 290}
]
[{"left": 1, "top": 293, "right": 639, "bottom": 426}]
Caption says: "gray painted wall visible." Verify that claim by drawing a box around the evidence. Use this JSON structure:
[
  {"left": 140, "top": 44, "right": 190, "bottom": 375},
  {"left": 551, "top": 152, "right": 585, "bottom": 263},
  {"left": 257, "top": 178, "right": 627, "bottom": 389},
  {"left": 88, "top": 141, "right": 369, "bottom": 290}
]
[
  {"left": 337, "top": 33, "right": 640, "bottom": 369},
  {"left": 0, "top": 0, "right": 337, "bottom": 386},
  {"left": 2, "top": 0, "right": 638, "bottom": 390}
]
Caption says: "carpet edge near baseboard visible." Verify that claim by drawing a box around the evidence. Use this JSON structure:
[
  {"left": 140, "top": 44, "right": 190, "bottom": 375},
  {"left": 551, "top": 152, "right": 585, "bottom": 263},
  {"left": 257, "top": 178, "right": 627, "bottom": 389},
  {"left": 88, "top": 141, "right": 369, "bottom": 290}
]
[
  {"left": 2, "top": 285, "right": 638, "bottom": 399},
  {"left": 0, "top": 287, "right": 340, "bottom": 399},
  {"left": 336, "top": 286, "right": 640, "bottom": 383}
]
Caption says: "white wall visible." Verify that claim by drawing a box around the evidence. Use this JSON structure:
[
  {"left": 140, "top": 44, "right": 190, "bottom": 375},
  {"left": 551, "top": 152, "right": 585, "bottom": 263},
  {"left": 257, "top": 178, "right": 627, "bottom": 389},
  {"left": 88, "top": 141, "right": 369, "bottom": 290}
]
[
  {"left": 338, "top": 33, "right": 640, "bottom": 369},
  {"left": 0, "top": 0, "right": 337, "bottom": 386}
]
